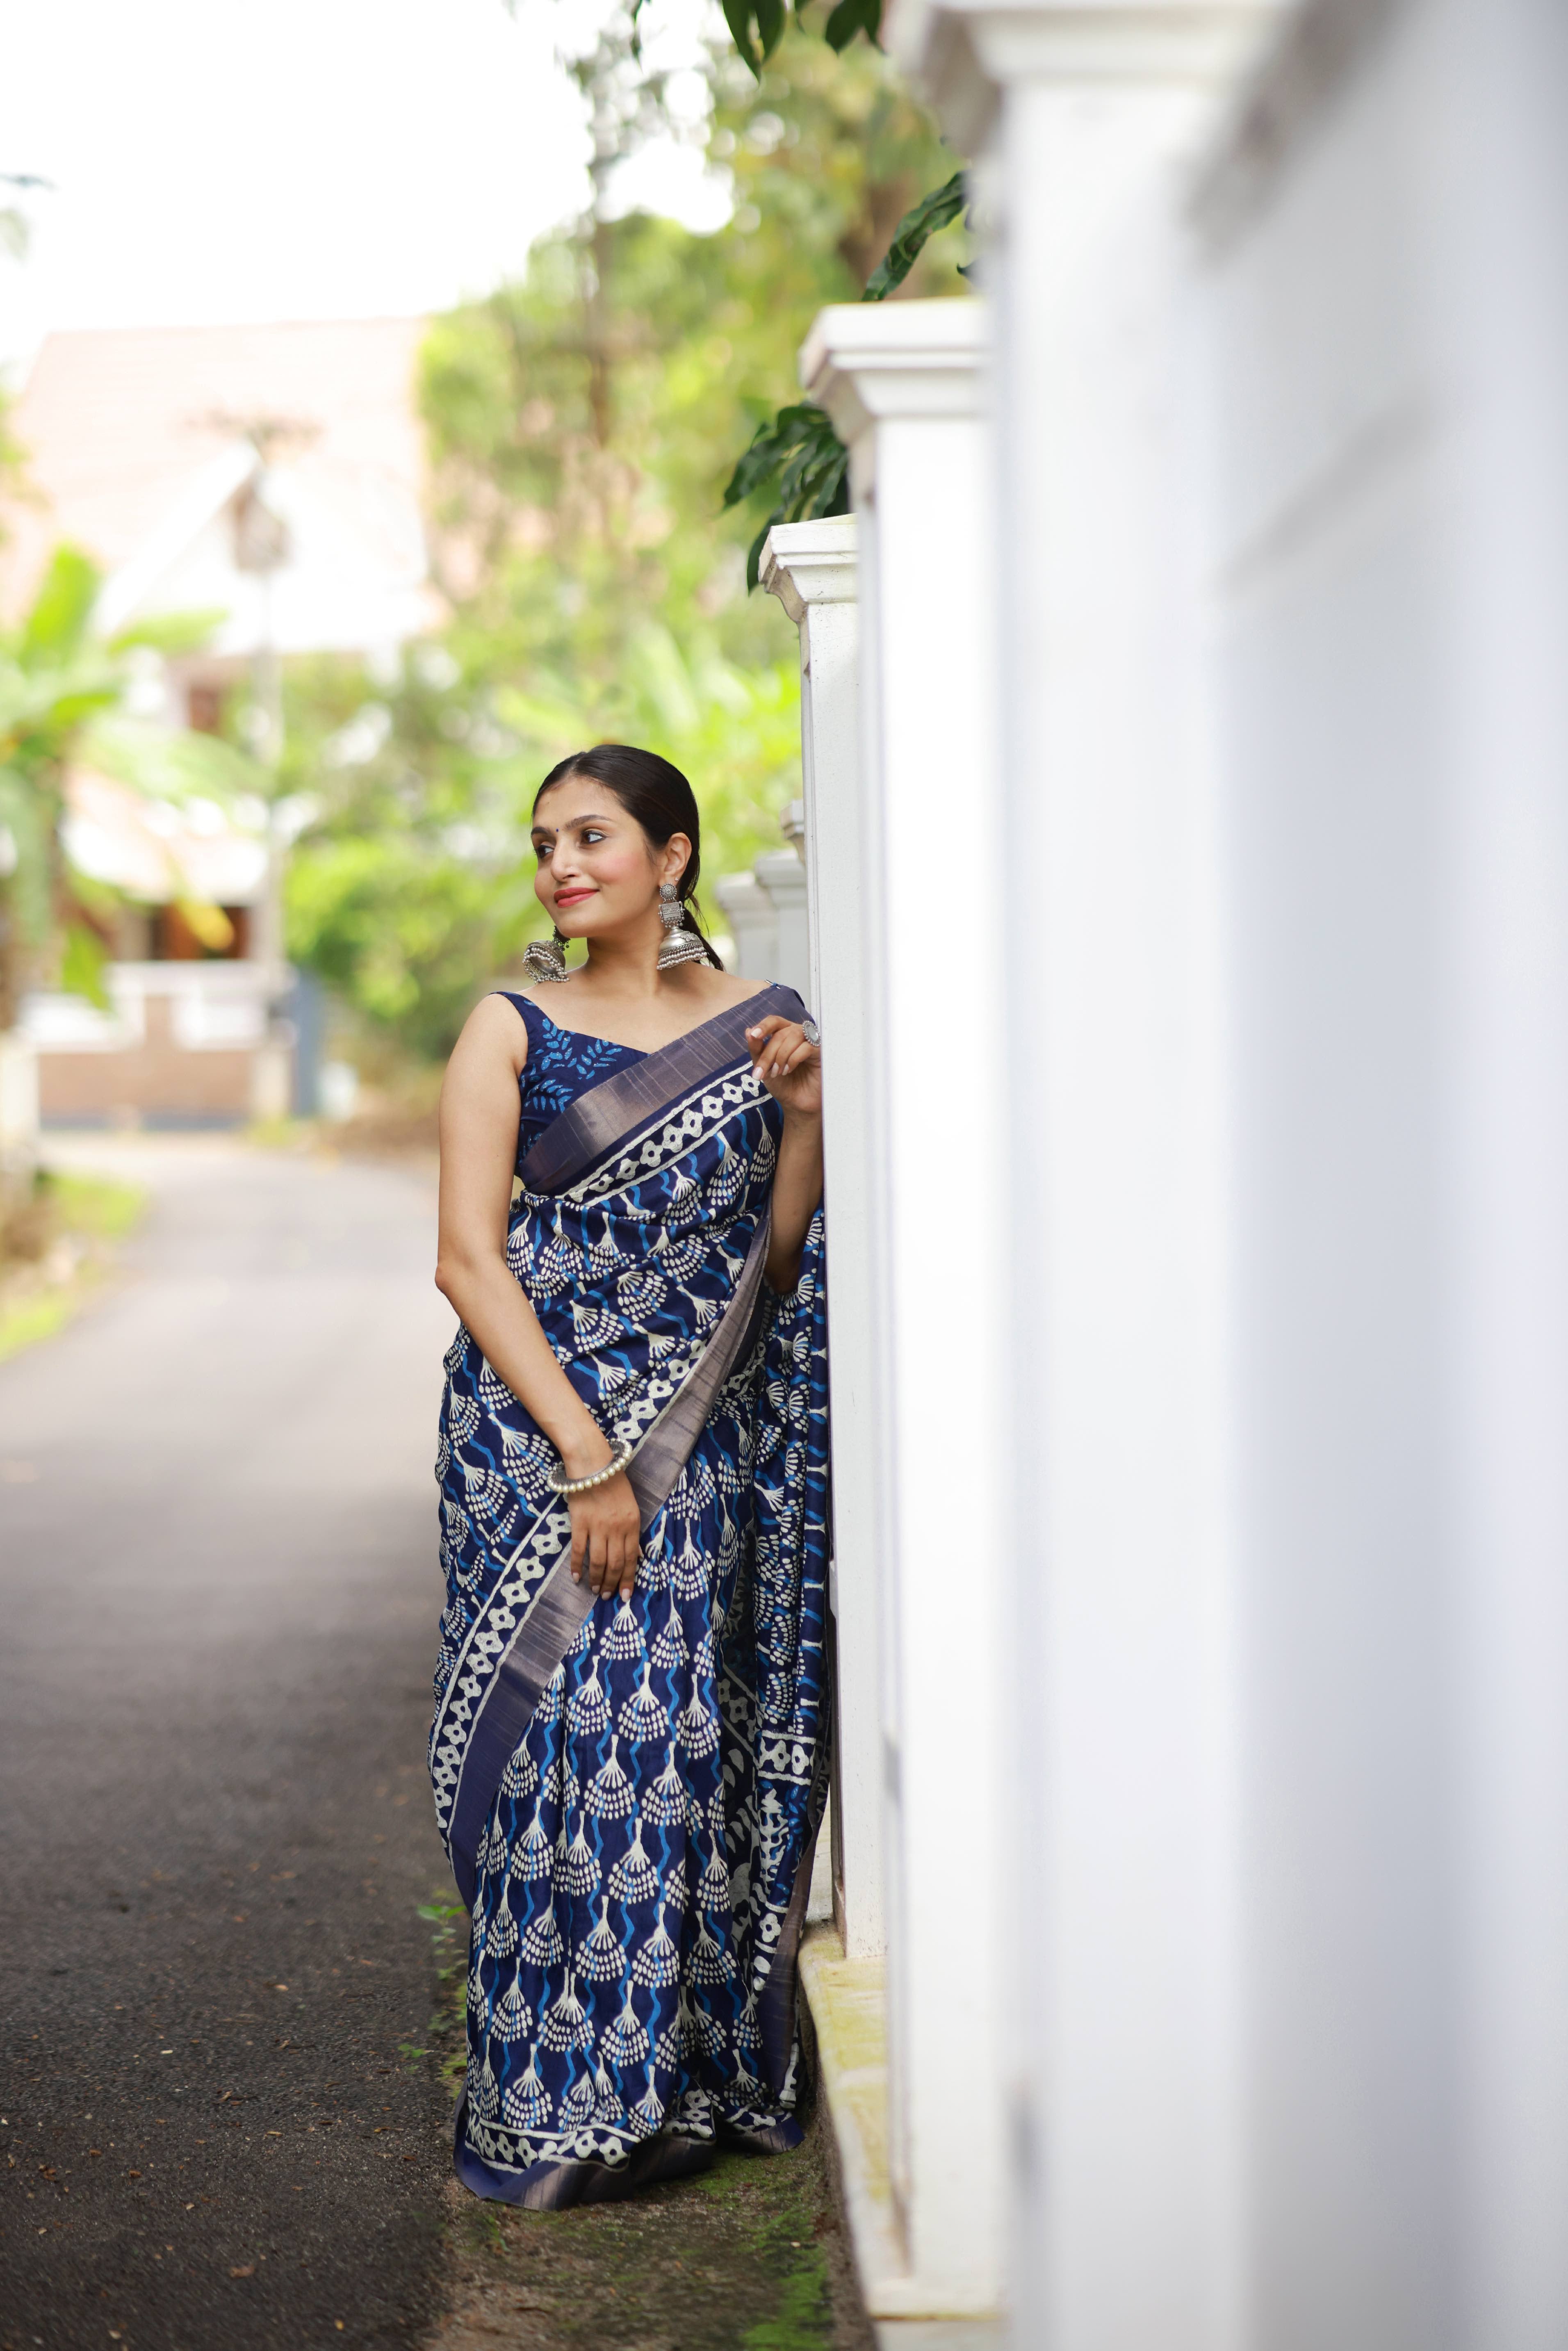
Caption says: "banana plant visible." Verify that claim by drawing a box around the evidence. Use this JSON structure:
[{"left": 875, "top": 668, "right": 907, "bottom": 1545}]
[{"left": 0, "top": 543, "right": 261, "bottom": 1031}]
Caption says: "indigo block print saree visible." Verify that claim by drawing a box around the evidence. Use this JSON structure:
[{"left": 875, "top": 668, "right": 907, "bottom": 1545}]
[{"left": 429, "top": 985, "right": 830, "bottom": 2207}]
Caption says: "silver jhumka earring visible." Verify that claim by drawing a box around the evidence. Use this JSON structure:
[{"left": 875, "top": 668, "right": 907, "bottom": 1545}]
[
  {"left": 521, "top": 927, "right": 570, "bottom": 984},
  {"left": 655, "top": 882, "right": 707, "bottom": 971}
]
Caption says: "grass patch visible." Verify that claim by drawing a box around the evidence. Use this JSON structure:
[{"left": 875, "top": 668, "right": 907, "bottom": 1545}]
[
  {"left": 0, "top": 1167, "right": 147, "bottom": 1361},
  {"left": 742, "top": 2253, "right": 835, "bottom": 2351},
  {"left": 47, "top": 1169, "right": 146, "bottom": 1240},
  {"left": 437, "top": 2100, "right": 865, "bottom": 2349},
  {"left": 0, "top": 1288, "right": 75, "bottom": 1361},
  {"left": 415, "top": 1893, "right": 470, "bottom": 2092}
]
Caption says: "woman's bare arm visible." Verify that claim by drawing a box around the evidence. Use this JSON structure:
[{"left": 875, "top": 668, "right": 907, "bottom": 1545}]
[{"left": 435, "top": 994, "right": 640, "bottom": 1598}]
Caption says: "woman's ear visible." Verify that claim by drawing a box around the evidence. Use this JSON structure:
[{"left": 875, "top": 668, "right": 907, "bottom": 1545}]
[{"left": 661, "top": 832, "right": 693, "bottom": 889}]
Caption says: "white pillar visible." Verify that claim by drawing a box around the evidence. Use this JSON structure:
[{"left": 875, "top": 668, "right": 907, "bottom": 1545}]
[
  {"left": 760, "top": 516, "right": 887, "bottom": 1957},
  {"left": 887, "top": 5, "right": 1273, "bottom": 2347},
  {"left": 802, "top": 301, "right": 1006, "bottom": 2315},
  {"left": 753, "top": 848, "right": 812, "bottom": 1005},
  {"left": 713, "top": 870, "right": 778, "bottom": 981}
]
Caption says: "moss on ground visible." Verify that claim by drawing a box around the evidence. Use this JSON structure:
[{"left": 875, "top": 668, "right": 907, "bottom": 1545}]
[
  {"left": 433, "top": 2128, "right": 864, "bottom": 2351},
  {"left": 419, "top": 1893, "right": 873, "bottom": 2351}
]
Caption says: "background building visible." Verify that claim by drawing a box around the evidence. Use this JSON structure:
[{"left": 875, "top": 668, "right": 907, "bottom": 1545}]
[{"left": 2, "top": 317, "right": 431, "bottom": 1124}]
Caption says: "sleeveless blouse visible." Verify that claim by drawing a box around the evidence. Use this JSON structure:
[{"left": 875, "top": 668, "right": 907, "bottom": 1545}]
[{"left": 497, "top": 992, "right": 647, "bottom": 1173}]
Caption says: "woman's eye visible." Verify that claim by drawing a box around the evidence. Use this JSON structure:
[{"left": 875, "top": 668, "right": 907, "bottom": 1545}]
[{"left": 581, "top": 830, "right": 605, "bottom": 845}]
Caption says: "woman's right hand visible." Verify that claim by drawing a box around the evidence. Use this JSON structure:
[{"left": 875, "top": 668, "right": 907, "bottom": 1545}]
[{"left": 561, "top": 1437, "right": 641, "bottom": 1601}]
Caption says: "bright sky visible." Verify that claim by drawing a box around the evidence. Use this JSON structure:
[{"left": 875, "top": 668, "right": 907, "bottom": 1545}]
[{"left": 0, "top": 0, "right": 732, "bottom": 376}]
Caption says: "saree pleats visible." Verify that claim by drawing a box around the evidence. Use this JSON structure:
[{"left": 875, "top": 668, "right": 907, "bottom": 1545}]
[{"left": 428, "top": 991, "right": 830, "bottom": 2203}]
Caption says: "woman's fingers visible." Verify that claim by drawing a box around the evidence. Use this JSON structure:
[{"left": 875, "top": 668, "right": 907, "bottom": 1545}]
[
  {"left": 571, "top": 1486, "right": 639, "bottom": 1598},
  {"left": 748, "top": 1017, "right": 818, "bottom": 1086},
  {"left": 748, "top": 1015, "right": 801, "bottom": 1081},
  {"left": 569, "top": 1477, "right": 642, "bottom": 1598}
]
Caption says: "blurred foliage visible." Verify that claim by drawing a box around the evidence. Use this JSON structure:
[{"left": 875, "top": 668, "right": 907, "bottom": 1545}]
[
  {"left": 717, "top": 56, "right": 970, "bottom": 581},
  {"left": 0, "top": 545, "right": 258, "bottom": 1029},
  {"left": 281, "top": 26, "right": 965, "bottom": 1063}
]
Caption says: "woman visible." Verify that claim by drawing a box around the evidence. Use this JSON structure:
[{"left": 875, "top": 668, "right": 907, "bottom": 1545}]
[{"left": 429, "top": 742, "right": 828, "bottom": 2208}]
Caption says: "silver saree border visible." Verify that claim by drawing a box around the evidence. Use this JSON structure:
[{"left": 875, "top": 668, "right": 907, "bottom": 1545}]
[{"left": 519, "top": 983, "right": 801, "bottom": 1195}]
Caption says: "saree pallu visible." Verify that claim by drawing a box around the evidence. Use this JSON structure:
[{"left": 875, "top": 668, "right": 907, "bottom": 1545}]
[{"left": 428, "top": 985, "right": 830, "bottom": 2207}]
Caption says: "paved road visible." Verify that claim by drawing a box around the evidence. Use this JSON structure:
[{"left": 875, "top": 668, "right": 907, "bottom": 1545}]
[{"left": 0, "top": 1139, "right": 460, "bottom": 2351}]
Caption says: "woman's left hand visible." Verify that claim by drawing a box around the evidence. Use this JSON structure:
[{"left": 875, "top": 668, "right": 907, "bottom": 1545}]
[{"left": 746, "top": 1015, "right": 821, "bottom": 1121}]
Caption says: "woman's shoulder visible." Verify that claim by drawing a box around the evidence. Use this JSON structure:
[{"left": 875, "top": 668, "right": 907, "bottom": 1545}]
[
  {"left": 702, "top": 972, "right": 775, "bottom": 1012},
  {"left": 456, "top": 987, "right": 546, "bottom": 1067},
  {"left": 691, "top": 973, "right": 807, "bottom": 1013},
  {"left": 751, "top": 978, "right": 810, "bottom": 1020}
]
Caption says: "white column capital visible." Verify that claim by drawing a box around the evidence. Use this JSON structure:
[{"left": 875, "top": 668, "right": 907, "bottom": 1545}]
[
  {"left": 799, "top": 301, "right": 987, "bottom": 456},
  {"left": 759, "top": 516, "right": 857, "bottom": 625},
  {"left": 887, "top": 0, "right": 1281, "bottom": 152}
]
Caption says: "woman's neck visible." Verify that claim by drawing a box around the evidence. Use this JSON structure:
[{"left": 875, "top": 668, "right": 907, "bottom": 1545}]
[{"left": 572, "top": 924, "right": 702, "bottom": 1001}]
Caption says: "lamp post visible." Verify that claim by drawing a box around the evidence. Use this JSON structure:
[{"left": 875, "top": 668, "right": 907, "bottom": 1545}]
[{"left": 232, "top": 433, "right": 298, "bottom": 1119}]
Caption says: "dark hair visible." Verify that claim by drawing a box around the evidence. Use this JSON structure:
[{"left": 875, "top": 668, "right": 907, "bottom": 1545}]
[{"left": 533, "top": 743, "right": 724, "bottom": 968}]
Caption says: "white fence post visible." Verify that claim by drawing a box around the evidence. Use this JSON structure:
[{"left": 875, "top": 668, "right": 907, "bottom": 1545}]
[
  {"left": 753, "top": 848, "right": 812, "bottom": 1006},
  {"left": 712, "top": 871, "right": 778, "bottom": 982},
  {"left": 760, "top": 516, "right": 886, "bottom": 1959},
  {"left": 802, "top": 300, "right": 1006, "bottom": 2318}
]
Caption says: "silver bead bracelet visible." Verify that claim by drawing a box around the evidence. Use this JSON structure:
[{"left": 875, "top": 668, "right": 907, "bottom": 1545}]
[{"left": 545, "top": 1437, "right": 635, "bottom": 1497}]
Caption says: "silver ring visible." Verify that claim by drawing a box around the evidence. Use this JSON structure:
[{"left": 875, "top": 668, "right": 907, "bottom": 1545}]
[{"left": 801, "top": 1018, "right": 820, "bottom": 1047}]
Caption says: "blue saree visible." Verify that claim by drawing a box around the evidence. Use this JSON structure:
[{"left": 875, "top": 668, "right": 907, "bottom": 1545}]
[{"left": 429, "top": 984, "right": 830, "bottom": 2207}]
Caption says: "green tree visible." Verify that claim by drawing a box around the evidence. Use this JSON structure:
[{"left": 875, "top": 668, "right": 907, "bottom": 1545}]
[
  {"left": 711, "top": 29, "right": 969, "bottom": 575},
  {"left": 279, "top": 24, "right": 967, "bottom": 1062},
  {"left": 0, "top": 545, "right": 258, "bottom": 1031}
]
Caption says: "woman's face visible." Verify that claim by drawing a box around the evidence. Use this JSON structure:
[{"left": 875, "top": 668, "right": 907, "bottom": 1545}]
[{"left": 530, "top": 775, "right": 690, "bottom": 940}]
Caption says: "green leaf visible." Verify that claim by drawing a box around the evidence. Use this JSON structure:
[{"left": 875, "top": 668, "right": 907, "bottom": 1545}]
[
  {"left": 0, "top": 765, "right": 55, "bottom": 946},
  {"left": 106, "top": 608, "right": 229, "bottom": 659},
  {"left": 863, "top": 170, "right": 966, "bottom": 301},
  {"left": 20, "top": 546, "right": 101, "bottom": 667},
  {"left": 80, "top": 714, "right": 267, "bottom": 805},
  {"left": 754, "top": 0, "right": 786, "bottom": 58},
  {"left": 60, "top": 921, "right": 109, "bottom": 1009},
  {"left": 725, "top": 405, "right": 843, "bottom": 510},
  {"left": 718, "top": 159, "right": 969, "bottom": 591},
  {"left": 823, "top": 0, "right": 881, "bottom": 51},
  {"left": 721, "top": 402, "right": 850, "bottom": 589},
  {"left": 721, "top": 0, "right": 762, "bottom": 76}
]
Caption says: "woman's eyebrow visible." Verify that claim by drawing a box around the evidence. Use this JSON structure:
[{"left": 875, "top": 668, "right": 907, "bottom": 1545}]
[{"left": 531, "top": 812, "right": 614, "bottom": 837}]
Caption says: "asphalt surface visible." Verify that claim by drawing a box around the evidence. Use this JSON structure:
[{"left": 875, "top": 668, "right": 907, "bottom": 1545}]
[{"left": 0, "top": 1138, "right": 460, "bottom": 2351}]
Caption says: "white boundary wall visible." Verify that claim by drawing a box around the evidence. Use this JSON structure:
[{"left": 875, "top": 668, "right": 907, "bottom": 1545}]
[
  {"left": 759, "top": 519, "right": 889, "bottom": 1960},
  {"left": 799, "top": 307, "right": 1007, "bottom": 2315}
]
